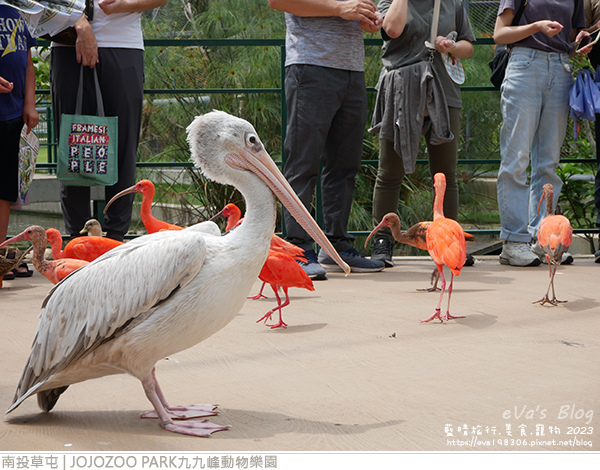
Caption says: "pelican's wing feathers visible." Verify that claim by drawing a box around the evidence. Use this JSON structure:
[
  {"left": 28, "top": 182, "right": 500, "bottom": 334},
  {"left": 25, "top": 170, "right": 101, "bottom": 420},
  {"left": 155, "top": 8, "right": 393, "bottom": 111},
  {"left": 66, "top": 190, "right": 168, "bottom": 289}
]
[{"left": 9, "top": 228, "right": 214, "bottom": 411}]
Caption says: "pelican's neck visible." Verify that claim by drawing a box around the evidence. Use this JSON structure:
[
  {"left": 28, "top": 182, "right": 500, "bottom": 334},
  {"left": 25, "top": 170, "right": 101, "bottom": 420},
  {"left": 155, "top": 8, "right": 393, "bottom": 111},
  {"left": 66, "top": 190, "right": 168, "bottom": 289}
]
[{"left": 234, "top": 176, "right": 277, "bottom": 245}]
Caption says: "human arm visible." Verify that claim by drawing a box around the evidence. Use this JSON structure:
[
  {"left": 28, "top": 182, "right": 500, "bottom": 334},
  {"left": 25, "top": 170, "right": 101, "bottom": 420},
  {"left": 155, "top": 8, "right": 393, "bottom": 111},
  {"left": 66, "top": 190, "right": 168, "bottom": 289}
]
[
  {"left": 268, "top": 0, "right": 380, "bottom": 24},
  {"left": 98, "top": 0, "right": 168, "bottom": 15},
  {"left": 493, "top": 8, "right": 563, "bottom": 44},
  {"left": 381, "top": 0, "right": 408, "bottom": 38},
  {"left": 23, "top": 51, "right": 39, "bottom": 134}
]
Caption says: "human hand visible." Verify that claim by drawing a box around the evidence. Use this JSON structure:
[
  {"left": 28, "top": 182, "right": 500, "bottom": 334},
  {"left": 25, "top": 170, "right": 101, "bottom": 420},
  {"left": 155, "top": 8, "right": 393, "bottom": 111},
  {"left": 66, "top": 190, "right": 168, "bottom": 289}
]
[
  {"left": 537, "top": 20, "right": 564, "bottom": 38},
  {"left": 338, "top": 0, "right": 380, "bottom": 25},
  {"left": 74, "top": 15, "right": 99, "bottom": 68},
  {"left": 360, "top": 11, "right": 382, "bottom": 33},
  {"left": 98, "top": 0, "right": 121, "bottom": 15},
  {"left": 575, "top": 30, "right": 596, "bottom": 54},
  {"left": 0, "top": 76, "right": 14, "bottom": 93},
  {"left": 23, "top": 104, "right": 39, "bottom": 134},
  {"left": 434, "top": 36, "right": 456, "bottom": 54}
]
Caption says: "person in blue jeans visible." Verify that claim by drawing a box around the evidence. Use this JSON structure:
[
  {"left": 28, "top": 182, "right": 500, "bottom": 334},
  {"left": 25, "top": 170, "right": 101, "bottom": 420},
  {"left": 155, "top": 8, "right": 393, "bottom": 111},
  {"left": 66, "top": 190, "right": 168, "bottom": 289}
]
[
  {"left": 494, "top": 0, "right": 585, "bottom": 266},
  {"left": 0, "top": 5, "right": 38, "bottom": 278},
  {"left": 269, "top": 0, "right": 385, "bottom": 279}
]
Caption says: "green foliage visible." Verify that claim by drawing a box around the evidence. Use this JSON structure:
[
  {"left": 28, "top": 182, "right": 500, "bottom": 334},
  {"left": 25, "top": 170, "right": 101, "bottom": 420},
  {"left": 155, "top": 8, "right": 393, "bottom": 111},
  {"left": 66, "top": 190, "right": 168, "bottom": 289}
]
[{"left": 556, "top": 138, "right": 597, "bottom": 251}]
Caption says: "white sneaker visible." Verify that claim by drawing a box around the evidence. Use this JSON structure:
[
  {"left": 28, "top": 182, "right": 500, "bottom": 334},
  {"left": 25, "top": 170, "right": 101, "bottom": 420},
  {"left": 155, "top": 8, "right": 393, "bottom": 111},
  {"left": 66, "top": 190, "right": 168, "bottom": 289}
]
[
  {"left": 499, "top": 241, "right": 541, "bottom": 267},
  {"left": 532, "top": 242, "right": 574, "bottom": 265}
]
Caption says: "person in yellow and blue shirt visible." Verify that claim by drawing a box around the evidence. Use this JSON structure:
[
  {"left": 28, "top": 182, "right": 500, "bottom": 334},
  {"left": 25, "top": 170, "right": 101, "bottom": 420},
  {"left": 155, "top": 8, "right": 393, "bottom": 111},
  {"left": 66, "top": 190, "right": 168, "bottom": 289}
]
[{"left": 0, "top": 4, "right": 38, "bottom": 277}]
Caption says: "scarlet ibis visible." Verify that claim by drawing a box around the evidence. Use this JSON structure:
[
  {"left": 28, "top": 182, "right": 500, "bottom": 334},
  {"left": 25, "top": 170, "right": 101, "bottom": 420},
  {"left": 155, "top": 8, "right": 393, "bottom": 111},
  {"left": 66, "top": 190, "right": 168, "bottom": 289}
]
[
  {"left": 104, "top": 179, "right": 184, "bottom": 233},
  {"left": 365, "top": 212, "right": 475, "bottom": 291},
  {"left": 533, "top": 183, "right": 573, "bottom": 306},
  {"left": 253, "top": 251, "right": 315, "bottom": 329},
  {"left": 0, "top": 226, "right": 89, "bottom": 284},
  {"left": 46, "top": 223, "right": 123, "bottom": 263},
  {"left": 215, "top": 202, "right": 305, "bottom": 259},
  {"left": 5, "top": 111, "right": 349, "bottom": 438},
  {"left": 421, "top": 173, "right": 467, "bottom": 323},
  {"left": 213, "top": 202, "right": 308, "bottom": 306},
  {"left": 211, "top": 202, "right": 243, "bottom": 232}
]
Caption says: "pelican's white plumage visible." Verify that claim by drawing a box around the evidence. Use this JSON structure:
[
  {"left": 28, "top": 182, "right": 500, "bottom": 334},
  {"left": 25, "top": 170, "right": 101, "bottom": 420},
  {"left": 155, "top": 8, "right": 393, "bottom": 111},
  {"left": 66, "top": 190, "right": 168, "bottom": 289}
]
[{"left": 7, "top": 111, "right": 348, "bottom": 437}]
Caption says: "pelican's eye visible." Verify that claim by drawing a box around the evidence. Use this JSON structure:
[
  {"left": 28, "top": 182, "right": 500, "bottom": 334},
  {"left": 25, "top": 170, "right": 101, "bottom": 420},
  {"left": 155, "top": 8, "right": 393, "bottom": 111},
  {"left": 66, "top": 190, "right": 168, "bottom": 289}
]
[{"left": 245, "top": 132, "right": 262, "bottom": 152}]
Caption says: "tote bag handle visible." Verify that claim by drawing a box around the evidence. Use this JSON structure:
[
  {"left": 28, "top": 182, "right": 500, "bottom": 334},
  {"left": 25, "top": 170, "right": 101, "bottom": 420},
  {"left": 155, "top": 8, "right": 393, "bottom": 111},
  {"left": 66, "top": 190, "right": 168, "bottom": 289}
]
[{"left": 75, "top": 66, "right": 105, "bottom": 118}]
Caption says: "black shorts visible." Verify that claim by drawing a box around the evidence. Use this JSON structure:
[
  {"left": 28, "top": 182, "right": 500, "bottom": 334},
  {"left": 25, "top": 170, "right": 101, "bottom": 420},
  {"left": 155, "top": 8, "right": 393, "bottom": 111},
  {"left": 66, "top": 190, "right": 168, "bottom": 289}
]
[{"left": 0, "top": 117, "right": 23, "bottom": 202}]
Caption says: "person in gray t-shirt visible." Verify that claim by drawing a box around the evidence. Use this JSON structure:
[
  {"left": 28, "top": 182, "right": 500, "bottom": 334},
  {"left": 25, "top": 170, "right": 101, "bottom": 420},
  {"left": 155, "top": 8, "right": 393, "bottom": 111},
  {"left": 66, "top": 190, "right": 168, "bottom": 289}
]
[{"left": 269, "top": 0, "right": 385, "bottom": 279}]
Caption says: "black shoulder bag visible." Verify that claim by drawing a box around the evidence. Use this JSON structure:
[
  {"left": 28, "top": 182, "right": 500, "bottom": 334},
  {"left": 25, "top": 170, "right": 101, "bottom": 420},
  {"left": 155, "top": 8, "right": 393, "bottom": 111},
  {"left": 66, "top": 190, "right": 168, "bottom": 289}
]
[{"left": 488, "top": 0, "right": 528, "bottom": 89}]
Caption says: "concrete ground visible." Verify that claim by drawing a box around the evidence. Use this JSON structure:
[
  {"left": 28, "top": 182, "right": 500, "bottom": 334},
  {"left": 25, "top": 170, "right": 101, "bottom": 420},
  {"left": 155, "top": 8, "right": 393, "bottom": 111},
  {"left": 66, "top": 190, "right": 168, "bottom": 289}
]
[{"left": 0, "top": 255, "right": 598, "bottom": 454}]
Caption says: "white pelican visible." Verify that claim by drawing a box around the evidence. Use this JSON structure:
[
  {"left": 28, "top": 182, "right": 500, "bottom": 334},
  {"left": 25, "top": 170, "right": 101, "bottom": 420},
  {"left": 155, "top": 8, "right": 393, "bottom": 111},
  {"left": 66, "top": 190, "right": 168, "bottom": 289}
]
[{"left": 6, "top": 110, "right": 349, "bottom": 437}]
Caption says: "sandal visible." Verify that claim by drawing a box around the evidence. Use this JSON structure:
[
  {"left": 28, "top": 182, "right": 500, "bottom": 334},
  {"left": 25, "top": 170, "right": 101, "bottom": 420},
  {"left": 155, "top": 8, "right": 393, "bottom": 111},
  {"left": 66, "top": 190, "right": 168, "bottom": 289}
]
[
  {"left": 3, "top": 270, "right": 16, "bottom": 281},
  {"left": 14, "top": 262, "right": 33, "bottom": 277}
]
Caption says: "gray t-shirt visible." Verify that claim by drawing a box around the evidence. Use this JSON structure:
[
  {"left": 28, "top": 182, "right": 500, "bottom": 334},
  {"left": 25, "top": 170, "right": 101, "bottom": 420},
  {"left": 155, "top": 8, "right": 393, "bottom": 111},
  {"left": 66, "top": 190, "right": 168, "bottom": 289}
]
[
  {"left": 283, "top": 13, "right": 365, "bottom": 72},
  {"left": 498, "top": 0, "right": 585, "bottom": 53},
  {"left": 377, "top": 0, "right": 475, "bottom": 108}
]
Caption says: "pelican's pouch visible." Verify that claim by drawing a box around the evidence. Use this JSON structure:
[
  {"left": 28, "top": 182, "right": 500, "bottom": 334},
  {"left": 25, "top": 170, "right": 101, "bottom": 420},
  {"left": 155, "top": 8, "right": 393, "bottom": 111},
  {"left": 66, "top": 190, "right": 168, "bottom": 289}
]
[{"left": 57, "top": 66, "right": 118, "bottom": 187}]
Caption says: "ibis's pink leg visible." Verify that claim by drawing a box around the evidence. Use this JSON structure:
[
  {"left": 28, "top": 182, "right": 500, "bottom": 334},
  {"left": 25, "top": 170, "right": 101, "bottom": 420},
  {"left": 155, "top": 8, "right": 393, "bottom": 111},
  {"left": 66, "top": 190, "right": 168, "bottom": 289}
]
[
  {"left": 417, "top": 268, "right": 441, "bottom": 292},
  {"left": 442, "top": 274, "right": 465, "bottom": 321},
  {"left": 248, "top": 281, "right": 267, "bottom": 300},
  {"left": 140, "top": 368, "right": 222, "bottom": 422},
  {"left": 549, "top": 264, "right": 567, "bottom": 304},
  {"left": 534, "top": 264, "right": 566, "bottom": 306},
  {"left": 256, "top": 285, "right": 276, "bottom": 324},
  {"left": 257, "top": 285, "right": 288, "bottom": 328},
  {"left": 421, "top": 267, "right": 446, "bottom": 323},
  {"left": 267, "top": 287, "right": 289, "bottom": 329}
]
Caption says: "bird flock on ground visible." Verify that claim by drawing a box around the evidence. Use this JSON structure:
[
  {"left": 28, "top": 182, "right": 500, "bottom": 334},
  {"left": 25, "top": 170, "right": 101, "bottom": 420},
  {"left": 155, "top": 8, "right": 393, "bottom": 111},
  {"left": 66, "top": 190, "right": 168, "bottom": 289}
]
[{"left": 0, "top": 111, "right": 574, "bottom": 438}]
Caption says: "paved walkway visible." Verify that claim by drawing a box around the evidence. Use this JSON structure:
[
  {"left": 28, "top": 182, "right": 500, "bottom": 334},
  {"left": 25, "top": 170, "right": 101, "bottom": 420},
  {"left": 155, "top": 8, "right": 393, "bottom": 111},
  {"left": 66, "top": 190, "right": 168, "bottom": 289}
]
[{"left": 0, "top": 255, "right": 598, "bottom": 453}]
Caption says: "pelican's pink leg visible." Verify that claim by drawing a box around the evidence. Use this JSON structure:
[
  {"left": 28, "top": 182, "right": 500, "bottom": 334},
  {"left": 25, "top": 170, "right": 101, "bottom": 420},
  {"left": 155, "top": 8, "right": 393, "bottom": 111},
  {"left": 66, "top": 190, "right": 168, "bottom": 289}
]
[
  {"left": 140, "top": 370, "right": 229, "bottom": 437},
  {"left": 141, "top": 368, "right": 221, "bottom": 421},
  {"left": 248, "top": 281, "right": 267, "bottom": 300},
  {"left": 421, "top": 267, "right": 446, "bottom": 323},
  {"left": 442, "top": 274, "right": 465, "bottom": 320}
]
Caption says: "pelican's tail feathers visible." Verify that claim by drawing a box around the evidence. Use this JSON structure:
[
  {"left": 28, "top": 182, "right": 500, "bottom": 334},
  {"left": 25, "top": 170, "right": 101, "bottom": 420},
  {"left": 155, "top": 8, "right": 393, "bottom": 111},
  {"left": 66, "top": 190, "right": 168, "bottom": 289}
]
[
  {"left": 6, "top": 381, "right": 45, "bottom": 414},
  {"left": 37, "top": 386, "right": 69, "bottom": 412}
]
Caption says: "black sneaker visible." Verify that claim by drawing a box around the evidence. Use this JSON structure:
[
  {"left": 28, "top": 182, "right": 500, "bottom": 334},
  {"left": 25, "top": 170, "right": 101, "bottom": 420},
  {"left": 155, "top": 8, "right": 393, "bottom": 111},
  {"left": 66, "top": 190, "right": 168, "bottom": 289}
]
[
  {"left": 371, "top": 236, "right": 394, "bottom": 267},
  {"left": 318, "top": 246, "right": 385, "bottom": 273},
  {"left": 595, "top": 249, "right": 600, "bottom": 264},
  {"left": 464, "top": 253, "right": 475, "bottom": 266},
  {"left": 297, "top": 248, "right": 327, "bottom": 280}
]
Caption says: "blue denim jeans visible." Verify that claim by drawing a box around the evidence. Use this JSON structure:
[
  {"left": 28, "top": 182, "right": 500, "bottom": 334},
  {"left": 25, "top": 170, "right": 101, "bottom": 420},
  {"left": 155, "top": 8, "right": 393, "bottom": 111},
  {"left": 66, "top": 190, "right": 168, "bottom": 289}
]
[{"left": 497, "top": 47, "right": 572, "bottom": 242}]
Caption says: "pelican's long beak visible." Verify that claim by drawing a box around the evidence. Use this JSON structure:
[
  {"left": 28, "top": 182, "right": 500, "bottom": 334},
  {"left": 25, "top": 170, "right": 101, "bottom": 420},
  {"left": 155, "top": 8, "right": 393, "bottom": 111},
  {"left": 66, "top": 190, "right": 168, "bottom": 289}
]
[
  {"left": 226, "top": 145, "right": 350, "bottom": 275},
  {"left": 103, "top": 185, "right": 140, "bottom": 215},
  {"left": 364, "top": 219, "right": 388, "bottom": 249}
]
